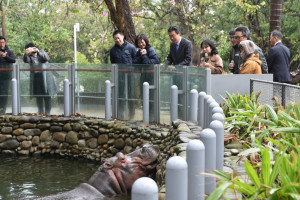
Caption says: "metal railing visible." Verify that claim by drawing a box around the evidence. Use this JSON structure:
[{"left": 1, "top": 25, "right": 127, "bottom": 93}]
[
  {"left": 1, "top": 63, "right": 210, "bottom": 124},
  {"left": 250, "top": 79, "right": 300, "bottom": 107}
]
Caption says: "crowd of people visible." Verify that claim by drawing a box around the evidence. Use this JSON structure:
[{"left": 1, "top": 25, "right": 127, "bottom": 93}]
[
  {"left": 0, "top": 25, "right": 292, "bottom": 115},
  {"left": 109, "top": 25, "right": 291, "bottom": 82}
]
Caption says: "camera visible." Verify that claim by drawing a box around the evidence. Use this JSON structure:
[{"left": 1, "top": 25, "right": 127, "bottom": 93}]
[
  {"left": 0, "top": 49, "right": 6, "bottom": 53},
  {"left": 31, "top": 47, "right": 37, "bottom": 53}
]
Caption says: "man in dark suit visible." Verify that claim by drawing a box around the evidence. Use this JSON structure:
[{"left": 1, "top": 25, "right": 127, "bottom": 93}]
[
  {"left": 165, "top": 26, "right": 193, "bottom": 66},
  {"left": 267, "top": 30, "right": 291, "bottom": 83},
  {"left": 165, "top": 26, "right": 192, "bottom": 120}
]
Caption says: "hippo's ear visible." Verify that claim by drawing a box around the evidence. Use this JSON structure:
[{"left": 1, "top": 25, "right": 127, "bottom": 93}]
[{"left": 104, "top": 162, "right": 113, "bottom": 169}]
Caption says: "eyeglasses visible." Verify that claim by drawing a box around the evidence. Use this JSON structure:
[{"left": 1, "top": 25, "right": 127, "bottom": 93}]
[
  {"left": 228, "top": 36, "right": 235, "bottom": 40},
  {"left": 233, "top": 36, "right": 244, "bottom": 40}
]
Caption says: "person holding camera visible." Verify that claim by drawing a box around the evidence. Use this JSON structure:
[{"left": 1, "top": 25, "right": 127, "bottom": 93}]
[
  {"left": 23, "top": 43, "right": 57, "bottom": 115},
  {"left": 0, "top": 36, "right": 16, "bottom": 114}
]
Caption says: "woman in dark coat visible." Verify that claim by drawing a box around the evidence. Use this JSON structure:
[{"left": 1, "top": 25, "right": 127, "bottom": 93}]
[
  {"left": 133, "top": 34, "right": 160, "bottom": 65},
  {"left": 23, "top": 43, "right": 58, "bottom": 114},
  {"left": 133, "top": 34, "right": 160, "bottom": 122}
]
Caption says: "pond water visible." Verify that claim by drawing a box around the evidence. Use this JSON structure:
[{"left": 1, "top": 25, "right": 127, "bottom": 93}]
[{"left": 0, "top": 155, "right": 129, "bottom": 200}]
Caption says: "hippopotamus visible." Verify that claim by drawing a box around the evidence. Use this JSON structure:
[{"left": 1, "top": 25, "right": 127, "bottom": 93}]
[{"left": 35, "top": 144, "right": 159, "bottom": 200}]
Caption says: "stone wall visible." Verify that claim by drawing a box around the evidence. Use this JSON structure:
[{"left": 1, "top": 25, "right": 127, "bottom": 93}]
[{"left": 0, "top": 115, "right": 202, "bottom": 189}]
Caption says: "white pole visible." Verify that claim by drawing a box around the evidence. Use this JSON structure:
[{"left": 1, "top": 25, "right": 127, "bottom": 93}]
[
  {"left": 198, "top": 92, "right": 206, "bottom": 127},
  {"left": 166, "top": 156, "right": 188, "bottom": 200},
  {"left": 12, "top": 79, "right": 18, "bottom": 115},
  {"left": 200, "top": 128, "right": 216, "bottom": 195},
  {"left": 105, "top": 80, "right": 111, "bottom": 120},
  {"left": 170, "top": 85, "right": 178, "bottom": 123},
  {"left": 143, "top": 82, "right": 150, "bottom": 124},
  {"left": 189, "top": 89, "right": 198, "bottom": 121},
  {"left": 210, "top": 120, "right": 224, "bottom": 171},
  {"left": 64, "top": 79, "right": 70, "bottom": 116},
  {"left": 187, "top": 139, "right": 205, "bottom": 200},
  {"left": 132, "top": 177, "right": 158, "bottom": 200},
  {"left": 74, "top": 23, "right": 80, "bottom": 64}
]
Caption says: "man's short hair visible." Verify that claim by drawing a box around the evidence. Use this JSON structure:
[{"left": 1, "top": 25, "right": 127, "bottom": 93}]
[
  {"left": 271, "top": 30, "right": 282, "bottom": 40},
  {"left": 0, "top": 36, "right": 6, "bottom": 41},
  {"left": 25, "top": 43, "right": 36, "bottom": 49},
  {"left": 229, "top": 28, "right": 236, "bottom": 35},
  {"left": 168, "top": 26, "right": 181, "bottom": 34},
  {"left": 112, "top": 30, "right": 123, "bottom": 37},
  {"left": 235, "top": 26, "right": 250, "bottom": 39}
]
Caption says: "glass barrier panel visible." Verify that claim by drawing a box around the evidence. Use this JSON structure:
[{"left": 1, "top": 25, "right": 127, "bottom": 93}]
[
  {"left": 187, "top": 66, "right": 206, "bottom": 120},
  {"left": 19, "top": 63, "right": 68, "bottom": 115},
  {"left": 159, "top": 65, "right": 185, "bottom": 124},
  {"left": 74, "top": 64, "right": 112, "bottom": 118},
  {"left": 0, "top": 64, "right": 13, "bottom": 114},
  {"left": 117, "top": 64, "right": 155, "bottom": 121}
]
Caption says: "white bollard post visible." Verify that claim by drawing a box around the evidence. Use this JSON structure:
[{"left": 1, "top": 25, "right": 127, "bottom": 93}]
[
  {"left": 132, "top": 177, "right": 158, "bottom": 200},
  {"left": 166, "top": 156, "right": 188, "bottom": 200},
  {"left": 64, "top": 79, "right": 70, "bottom": 116},
  {"left": 200, "top": 128, "right": 216, "bottom": 195},
  {"left": 143, "top": 82, "right": 150, "bottom": 124},
  {"left": 187, "top": 140, "right": 205, "bottom": 200},
  {"left": 210, "top": 120, "right": 224, "bottom": 171},
  {"left": 208, "top": 102, "right": 219, "bottom": 126},
  {"left": 203, "top": 95, "right": 212, "bottom": 129},
  {"left": 211, "top": 113, "right": 225, "bottom": 125},
  {"left": 212, "top": 106, "right": 224, "bottom": 116},
  {"left": 189, "top": 89, "right": 198, "bottom": 121},
  {"left": 12, "top": 79, "right": 18, "bottom": 115},
  {"left": 170, "top": 85, "right": 178, "bottom": 123},
  {"left": 105, "top": 80, "right": 111, "bottom": 120},
  {"left": 198, "top": 92, "right": 206, "bottom": 127},
  {"left": 205, "top": 98, "right": 215, "bottom": 128}
]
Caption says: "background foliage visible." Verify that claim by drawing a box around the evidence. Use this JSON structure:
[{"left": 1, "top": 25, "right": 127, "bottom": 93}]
[{"left": 1, "top": 0, "right": 299, "bottom": 69}]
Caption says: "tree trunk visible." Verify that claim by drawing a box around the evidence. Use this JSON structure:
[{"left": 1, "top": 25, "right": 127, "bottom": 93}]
[
  {"left": 270, "top": 0, "right": 282, "bottom": 33},
  {"left": 0, "top": 1, "right": 7, "bottom": 37},
  {"left": 104, "top": 0, "right": 136, "bottom": 44}
]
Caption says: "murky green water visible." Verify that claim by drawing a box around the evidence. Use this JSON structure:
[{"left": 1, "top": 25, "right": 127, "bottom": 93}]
[{"left": 0, "top": 155, "right": 101, "bottom": 200}]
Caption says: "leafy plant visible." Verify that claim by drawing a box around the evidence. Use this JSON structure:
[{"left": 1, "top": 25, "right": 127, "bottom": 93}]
[
  {"left": 208, "top": 145, "right": 300, "bottom": 200},
  {"left": 222, "top": 92, "right": 264, "bottom": 139}
]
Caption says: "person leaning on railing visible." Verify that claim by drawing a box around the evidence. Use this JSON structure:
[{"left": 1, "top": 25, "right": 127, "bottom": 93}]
[
  {"left": 109, "top": 30, "right": 137, "bottom": 120},
  {"left": 133, "top": 34, "right": 160, "bottom": 122},
  {"left": 23, "top": 43, "right": 58, "bottom": 115},
  {"left": 0, "top": 35, "right": 16, "bottom": 114},
  {"left": 199, "top": 39, "right": 223, "bottom": 74}
]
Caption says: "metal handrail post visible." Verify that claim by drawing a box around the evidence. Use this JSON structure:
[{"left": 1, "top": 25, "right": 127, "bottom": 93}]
[
  {"left": 282, "top": 84, "right": 286, "bottom": 107},
  {"left": 183, "top": 66, "right": 188, "bottom": 121},
  {"left": 250, "top": 79, "right": 254, "bottom": 94},
  {"left": 68, "top": 64, "right": 75, "bottom": 115},
  {"left": 111, "top": 64, "right": 118, "bottom": 119},
  {"left": 154, "top": 65, "right": 160, "bottom": 123},
  {"left": 13, "top": 64, "right": 21, "bottom": 113}
]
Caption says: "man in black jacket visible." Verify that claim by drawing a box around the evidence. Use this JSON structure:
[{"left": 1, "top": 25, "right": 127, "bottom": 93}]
[
  {"left": 110, "top": 30, "right": 137, "bottom": 120},
  {"left": 0, "top": 36, "right": 16, "bottom": 114},
  {"left": 267, "top": 30, "right": 291, "bottom": 83}
]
